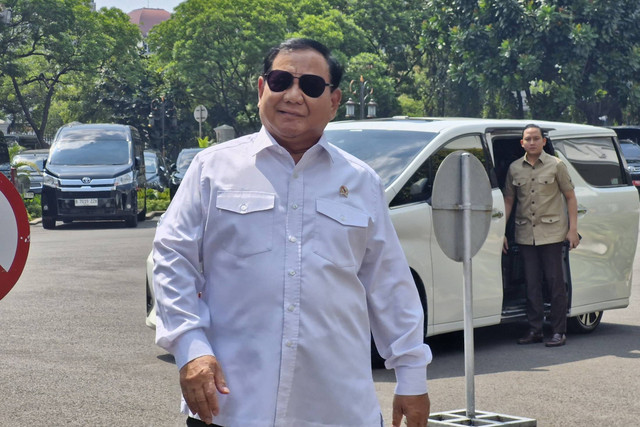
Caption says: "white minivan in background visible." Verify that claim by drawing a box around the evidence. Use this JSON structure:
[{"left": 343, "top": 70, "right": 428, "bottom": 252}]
[{"left": 146, "top": 117, "right": 639, "bottom": 342}]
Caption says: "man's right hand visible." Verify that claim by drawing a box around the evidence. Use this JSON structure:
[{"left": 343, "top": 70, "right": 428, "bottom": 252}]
[
  {"left": 502, "top": 236, "right": 509, "bottom": 254},
  {"left": 179, "top": 355, "right": 230, "bottom": 424}
]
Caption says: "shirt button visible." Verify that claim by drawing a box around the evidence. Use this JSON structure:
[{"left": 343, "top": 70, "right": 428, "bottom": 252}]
[
  {"left": 340, "top": 215, "right": 346, "bottom": 222},
  {"left": 289, "top": 236, "right": 297, "bottom": 243},
  {"left": 240, "top": 203, "right": 248, "bottom": 212},
  {"left": 287, "top": 304, "right": 296, "bottom": 312},
  {"left": 292, "top": 203, "right": 299, "bottom": 210},
  {"left": 288, "top": 270, "right": 296, "bottom": 276},
  {"left": 293, "top": 173, "right": 299, "bottom": 179},
  {"left": 286, "top": 341, "right": 294, "bottom": 348}
]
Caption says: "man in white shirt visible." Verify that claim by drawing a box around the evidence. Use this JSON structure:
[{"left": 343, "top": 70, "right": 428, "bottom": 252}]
[{"left": 153, "top": 38, "right": 432, "bottom": 427}]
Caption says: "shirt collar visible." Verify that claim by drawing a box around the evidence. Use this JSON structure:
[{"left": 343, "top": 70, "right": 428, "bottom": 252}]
[
  {"left": 251, "top": 126, "right": 336, "bottom": 163},
  {"left": 523, "top": 150, "right": 552, "bottom": 166}
]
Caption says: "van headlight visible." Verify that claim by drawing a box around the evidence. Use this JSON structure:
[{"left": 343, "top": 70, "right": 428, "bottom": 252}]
[
  {"left": 43, "top": 172, "right": 60, "bottom": 188},
  {"left": 115, "top": 171, "right": 134, "bottom": 186}
]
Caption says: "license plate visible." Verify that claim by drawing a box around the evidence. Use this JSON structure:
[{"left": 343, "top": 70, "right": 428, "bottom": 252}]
[
  {"left": 23, "top": 192, "right": 34, "bottom": 199},
  {"left": 75, "top": 198, "right": 98, "bottom": 207}
]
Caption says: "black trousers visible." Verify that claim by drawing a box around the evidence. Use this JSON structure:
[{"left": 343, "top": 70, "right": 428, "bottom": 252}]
[
  {"left": 186, "top": 417, "right": 224, "bottom": 427},
  {"left": 519, "top": 242, "right": 567, "bottom": 334}
]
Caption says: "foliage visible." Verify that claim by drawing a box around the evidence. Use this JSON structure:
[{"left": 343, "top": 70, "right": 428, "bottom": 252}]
[
  {"left": 419, "top": 0, "right": 640, "bottom": 124},
  {"left": 145, "top": 188, "right": 171, "bottom": 212},
  {"left": 22, "top": 194, "right": 42, "bottom": 221},
  {"left": 1, "top": 0, "right": 640, "bottom": 146},
  {"left": 8, "top": 143, "right": 24, "bottom": 161},
  {"left": 147, "top": 0, "right": 293, "bottom": 136},
  {"left": 0, "top": 0, "right": 145, "bottom": 143}
]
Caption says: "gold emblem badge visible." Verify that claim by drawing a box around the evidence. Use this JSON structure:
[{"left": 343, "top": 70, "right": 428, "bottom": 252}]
[{"left": 339, "top": 185, "right": 349, "bottom": 197}]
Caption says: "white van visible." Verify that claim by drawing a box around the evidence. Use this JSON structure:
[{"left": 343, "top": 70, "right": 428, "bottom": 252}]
[
  {"left": 145, "top": 118, "right": 639, "bottom": 339},
  {"left": 324, "top": 117, "right": 639, "bottom": 337}
]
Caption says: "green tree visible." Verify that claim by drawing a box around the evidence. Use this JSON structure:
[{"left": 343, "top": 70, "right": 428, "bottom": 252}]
[
  {"left": 147, "top": 0, "right": 293, "bottom": 136},
  {"left": 419, "top": 0, "right": 640, "bottom": 124},
  {"left": 0, "top": 0, "right": 144, "bottom": 144}
]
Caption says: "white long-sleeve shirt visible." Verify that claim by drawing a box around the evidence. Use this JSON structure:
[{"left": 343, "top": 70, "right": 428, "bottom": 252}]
[{"left": 153, "top": 127, "right": 431, "bottom": 427}]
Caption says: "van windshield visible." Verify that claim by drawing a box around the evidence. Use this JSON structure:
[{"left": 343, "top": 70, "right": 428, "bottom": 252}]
[
  {"left": 48, "top": 139, "right": 131, "bottom": 166},
  {"left": 325, "top": 129, "right": 436, "bottom": 187}
]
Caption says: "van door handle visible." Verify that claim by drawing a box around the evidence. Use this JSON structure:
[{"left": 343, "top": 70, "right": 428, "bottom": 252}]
[
  {"left": 577, "top": 205, "right": 587, "bottom": 215},
  {"left": 492, "top": 209, "right": 504, "bottom": 219}
]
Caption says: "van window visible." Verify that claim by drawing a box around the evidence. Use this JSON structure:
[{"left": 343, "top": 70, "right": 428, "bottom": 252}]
[
  {"left": 391, "top": 134, "right": 488, "bottom": 207},
  {"left": 553, "top": 137, "right": 626, "bottom": 187},
  {"left": 48, "top": 139, "right": 131, "bottom": 166}
]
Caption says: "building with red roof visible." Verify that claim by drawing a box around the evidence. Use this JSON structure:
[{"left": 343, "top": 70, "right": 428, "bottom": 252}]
[{"left": 128, "top": 8, "right": 171, "bottom": 37}]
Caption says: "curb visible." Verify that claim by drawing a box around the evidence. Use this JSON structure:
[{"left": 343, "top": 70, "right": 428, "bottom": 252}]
[{"left": 29, "top": 211, "right": 166, "bottom": 226}]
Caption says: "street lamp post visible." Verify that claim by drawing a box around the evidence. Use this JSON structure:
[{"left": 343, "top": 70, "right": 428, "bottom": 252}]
[
  {"left": 149, "top": 97, "right": 176, "bottom": 158},
  {"left": 345, "top": 75, "right": 377, "bottom": 119}
]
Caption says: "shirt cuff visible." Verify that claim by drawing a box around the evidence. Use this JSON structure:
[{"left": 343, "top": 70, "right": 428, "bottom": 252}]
[
  {"left": 172, "top": 328, "right": 214, "bottom": 370},
  {"left": 394, "top": 366, "right": 428, "bottom": 395}
]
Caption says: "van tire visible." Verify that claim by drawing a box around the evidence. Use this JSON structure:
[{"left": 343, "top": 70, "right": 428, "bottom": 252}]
[
  {"left": 125, "top": 214, "right": 138, "bottom": 228},
  {"left": 42, "top": 217, "right": 55, "bottom": 229},
  {"left": 568, "top": 311, "right": 603, "bottom": 334}
]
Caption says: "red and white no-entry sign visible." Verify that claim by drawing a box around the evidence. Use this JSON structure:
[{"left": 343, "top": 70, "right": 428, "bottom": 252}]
[{"left": 0, "top": 173, "right": 30, "bottom": 300}]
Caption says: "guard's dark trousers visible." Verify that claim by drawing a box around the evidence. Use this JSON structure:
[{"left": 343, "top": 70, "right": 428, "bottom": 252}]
[{"left": 519, "top": 242, "right": 567, "bottom": 335}]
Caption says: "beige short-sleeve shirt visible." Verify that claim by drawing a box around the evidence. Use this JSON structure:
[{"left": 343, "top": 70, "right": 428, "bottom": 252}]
[{"left": 504, "top": 151, "right": 574, "bottom": 245}]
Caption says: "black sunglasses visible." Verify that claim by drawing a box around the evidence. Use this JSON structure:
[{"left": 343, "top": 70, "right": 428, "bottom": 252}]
[{"left": 264, "top": 70, "right": 333, "bottom": 98}]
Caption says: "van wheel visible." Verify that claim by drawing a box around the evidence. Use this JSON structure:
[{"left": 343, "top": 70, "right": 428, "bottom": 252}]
[
  {"left": 568, "top": 311, "right": 603, "bottom": 334},
  {"left": 42, "top": 217, "right": 55, "bottom": 229},
  {"left": 137, "top": 207, "right": 147, "bottom": 222},
  {"left": 125, "top": 214, "right": 138, "bottom": 228}
]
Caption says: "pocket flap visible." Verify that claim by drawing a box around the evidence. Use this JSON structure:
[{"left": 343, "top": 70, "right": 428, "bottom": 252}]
[
  {"left": 216, "top": 191, "right": 275, "bottom": 214},
  {"left": 537, "top": 175, "right": 556, "bottom": 185},
  {"left": 316, "top": 199, "right": 369, "bottom": 227},
  {"left": 540, "top": 215, "right": 560, "bottom": 224},
  {"left": 512, "top": 179, "right": 525, "bottom": 187}
]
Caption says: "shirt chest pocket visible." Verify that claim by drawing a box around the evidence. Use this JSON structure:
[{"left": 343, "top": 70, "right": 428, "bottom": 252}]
[
  {"left": 313, "top": 199, "right": 370, "bottom": 268},
  {"left": 215, "top": 191, "right": 275, "bottom": 257},
  {"left": 537, "top": 175, "right": 557, "bottom": 196}
]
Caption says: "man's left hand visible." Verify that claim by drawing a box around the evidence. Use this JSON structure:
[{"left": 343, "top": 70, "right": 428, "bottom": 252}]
[
  {"left": 566, "top": 230, "right": 580, "bottom": 250},
  {"left": 392, "top": 393, "right": 430, "bottom": 427}
]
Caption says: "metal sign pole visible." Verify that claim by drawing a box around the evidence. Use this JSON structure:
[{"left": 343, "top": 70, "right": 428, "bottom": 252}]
[
  {"left": 430, "top": 150, "right": 536, "bottom": 426},
  {"left": 461, "top": 152, "right": 475, "bottom": 418}
]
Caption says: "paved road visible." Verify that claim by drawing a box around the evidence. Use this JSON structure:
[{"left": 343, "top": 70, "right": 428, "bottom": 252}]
[{"left": 1, "top": 219, "right": 639, "bottom": 426}]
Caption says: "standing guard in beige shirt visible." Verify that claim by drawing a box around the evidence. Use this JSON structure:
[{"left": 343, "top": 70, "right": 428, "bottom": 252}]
[{"left": 503, "top": 124, "right": 580, "bottom": 347}]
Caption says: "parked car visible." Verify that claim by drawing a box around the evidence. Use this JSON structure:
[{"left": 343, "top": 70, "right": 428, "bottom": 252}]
[
  {"left": 169, "top": 147, "right": 203, "bottom": 199},
  {"left": 0, "top": 140, "right": 9, "bottom": 181},
  {"left": 11, "top": 149, "right": 50, "bottom": 195},
  {"left": 618, "top": 139, "right": 640, "bottom": 191},
  {"left": 609, "top": 125, "right": 640, "bottom": 145},
  {"left": 41, "top": 123, "right": 146, "bottom": 229},
  {"left": 146, "top": 118, "right": 639, "bottom": 340},
  {"left": 144, "top": 150, "right": 169, "bottom": 192}
]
